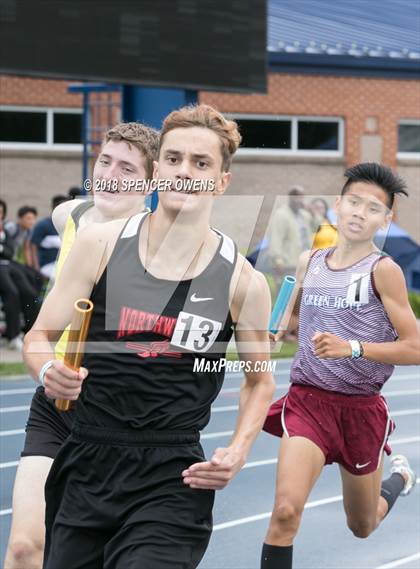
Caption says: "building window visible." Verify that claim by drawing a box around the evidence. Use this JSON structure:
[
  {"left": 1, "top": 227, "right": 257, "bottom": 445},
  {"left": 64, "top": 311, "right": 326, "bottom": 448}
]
[
  {"left": 398, "top": 121, "right": 420, "bottom": 156},
  {"left": 235, "top": 119, "right": 292, "bottom": 149},
  {"left": 231, "top": 114, "right": 343, "bottom": 156},
  {"left": 53, "top": 112, "right": 82, "bottom": 144},
  {"left": 298, "top": 121, "right": 338, "bottom": 151},
  {"left": 0, "top": 106, "right": 82, "bottom": 148},
  {"left": 0, "top": 111, "right": 47, "bottom": 143}
]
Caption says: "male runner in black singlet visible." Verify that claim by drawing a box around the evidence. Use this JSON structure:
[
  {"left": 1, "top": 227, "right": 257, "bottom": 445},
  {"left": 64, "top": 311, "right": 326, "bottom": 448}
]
[
  {"left": 5, "top": 122, "right": 158, "bottom": 569},
  {"left": 23, "top": 104, "right": 276, "bottom": 569}
]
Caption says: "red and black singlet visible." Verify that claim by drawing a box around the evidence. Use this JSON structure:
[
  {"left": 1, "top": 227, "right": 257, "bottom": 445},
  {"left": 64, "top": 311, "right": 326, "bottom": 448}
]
[{"left": 77, "top": 212, "right": 237, "bottom": 432}]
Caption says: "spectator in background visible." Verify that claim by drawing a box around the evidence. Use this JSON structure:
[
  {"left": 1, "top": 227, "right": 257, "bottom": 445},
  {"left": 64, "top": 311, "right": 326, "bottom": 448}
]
[
  {"left": 267, "top": 187, "right": 320, "bottom": 289},
  {"left": 5, "top": 206, "right": 38, "bottom": 264},
  {"left": 5, "top": 206, "right": 45, "bottom": 296},
  {"left": 30, "top": 195, "right": 68, "bottom": 280},
  {"left": 68, "top": 186, "right": 83, "bottom": 200},
  {"left": 310, "top": 197, "right": 338, "bottom": 250},
  {"left": 0, "top": 198, "right": 20, "bottom": 348},
  {"left": 0, "top": 200, "right": 39, "bottom": 349}
]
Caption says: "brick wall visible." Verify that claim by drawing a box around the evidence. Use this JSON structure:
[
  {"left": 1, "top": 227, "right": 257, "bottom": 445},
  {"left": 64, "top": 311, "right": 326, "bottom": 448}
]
[
  {"left": 0, "top": 75, "right": 121, "bottom": 136},
  {"left": 0, "top": 75, "right": 120, "bottom": 219},
  {"left": 2, "top": 73, "right": 419, "bottom": 168},
  {"left": 1, "top": 73, "right": 419, "bottom": 242},
  {"left": 0, "top": 75, "right": 83, "bottom": 107},
  {"left": 201, "top": 73, "right": 420, "bottom": 168},
  {"left": 397, "top": 163, "right": 420, "bottom": 243}
]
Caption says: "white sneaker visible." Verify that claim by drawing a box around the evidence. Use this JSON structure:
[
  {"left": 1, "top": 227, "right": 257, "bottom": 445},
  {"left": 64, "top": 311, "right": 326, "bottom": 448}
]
[
  {"left": 8, "top": 335, "right": 23, "bottom": 351},
  {"left": 390, "top": 454, "right": 417, "bottom": 496}
]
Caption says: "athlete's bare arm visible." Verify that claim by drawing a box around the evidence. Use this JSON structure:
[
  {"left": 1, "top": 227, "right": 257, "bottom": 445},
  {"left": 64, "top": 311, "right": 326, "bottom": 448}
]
[
  {"left": 313, "top": 257, "right": 420, "bottom": 364},
  {"left": 230, "top": 259, "right": 277, "bottom": 450},
  {"left": 23, "top": 220, "right": 125, "bottom": 399},
  {"left": 361, "top": 257, "right": 420, "bottom": 364},
  {"left": 182, "top": 256, "right": 276, "bottom": 490},
  {"left": 52, "top": 198, "right": 86, "bottom": 238}
]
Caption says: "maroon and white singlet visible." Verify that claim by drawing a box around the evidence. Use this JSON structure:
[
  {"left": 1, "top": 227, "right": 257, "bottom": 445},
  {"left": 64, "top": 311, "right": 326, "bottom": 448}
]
[{"left": 291, "top": 247, "right": 397, "bottom": 395}]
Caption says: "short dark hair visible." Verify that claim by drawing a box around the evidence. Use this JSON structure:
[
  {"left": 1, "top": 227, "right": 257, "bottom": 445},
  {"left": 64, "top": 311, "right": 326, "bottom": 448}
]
[
  {"left": 0, "top": 198, "right": 6, "bottom": 218},
  {"left": 52, "top": 195, "right": 68, "bottom": 209},
  {"left": 288, "top": 186, "right": 304, "bottom": 197},
  {"left": 68, "top": 186, "right": 83, "bottom": 199},
  {"left": 342, "top": 162, "right": 408, "bottom": 208},
  {"left": 17, "top": 205, "right": 37, "bottom": 218}
]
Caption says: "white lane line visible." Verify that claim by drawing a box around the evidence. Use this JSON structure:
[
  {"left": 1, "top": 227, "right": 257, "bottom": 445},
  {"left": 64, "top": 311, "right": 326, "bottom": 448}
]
[
  {"left": 0, "top": 429, "right": 25, "bottom": 437},
  {"left": 0, "top": 461, "right": 18, "bottom": 469},
  {"left": 390, "top": 436, "right": 420, "bottom": 445},
  {"left": 219, "top": 385, "right": 420, "bottom": 398},
  {"left": 391, "top": 409, "right": 420, "bottom": 417},
  {"left": 0, "top": 428, "right": 230, "bottom": 440},
  {"left": 214, "top": 478, "right": 420, "bottom": 532},
  {"left": 201, "top": 430, "right": 234, "bottom": 440},
  {"left": 214, "top": 495, "right": 344, "bottom": 530},
  {"left": 1, "top": 425, "right": 419, "bottom": 442},
  {"left": 0, "top": 373, "right": 416, "bottom": 398},
  {"left": 203, "top": 432, "right": 420, "bottom": 444},
  {"left": 211, "top": 406, "right": 420, "bottom": 416},
  {"left": 384, "top": 389, "right": 420, "bottom": 397},
  {"left": 220, "top": 387, "right": 242, "bottom": 394},
  {"left": 1, "top": 400, "right": 417, "bottom": 417},
  {"left": 240, "top": 436, "right": 420, "bottom": 470},
  {"left": 0, "top": 405, "right": 29, "bottom": 414},
  {"left": 1, "top": 463, "right": 419, "bottom": 521},
  {"left": 0, "top": 434, "right": 415, "bottom": 469},
  {"left": 212, "top": 405, "right": 238, "bottom": 413},
  {"left": 214, "top": 511, "right": 271, "bottom": 529},
  {"left": 0, "top": 388, "right": 35, "bottom": 396},
  {"left": 376, "top": 552, "right": 420, "bottom": 569},
  {"left": 390, "top": 373, "right": 420, "bottom": 382}
]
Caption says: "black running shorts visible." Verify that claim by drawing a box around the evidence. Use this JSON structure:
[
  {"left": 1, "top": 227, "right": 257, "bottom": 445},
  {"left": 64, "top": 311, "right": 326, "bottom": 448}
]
[
  {"left": 44, "top": 424, "right": 215, "bottom": 569},
  {"left": 21, "top": 386, "right": 75, "bottom": 459}
]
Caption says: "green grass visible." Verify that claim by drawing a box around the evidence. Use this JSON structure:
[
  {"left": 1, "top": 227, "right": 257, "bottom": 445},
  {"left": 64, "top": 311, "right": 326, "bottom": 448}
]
[
  {"left": 0, "top": 362, "right": 28, "bottom": 376},
  {"left": 270, "top": 341, "right": 298, "bottom": 359},
  {"left": 226, "top": 341, "right": 297, "bottom": 361},
  {"left": 408, "top": 292, "right": 420, "bottom": 318}
]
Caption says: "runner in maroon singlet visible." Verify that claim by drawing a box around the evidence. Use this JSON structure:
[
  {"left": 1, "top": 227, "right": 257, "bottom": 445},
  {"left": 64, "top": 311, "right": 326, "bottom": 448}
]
[{"left": 261, "top": 163, "right": 420, "bottom": 569}]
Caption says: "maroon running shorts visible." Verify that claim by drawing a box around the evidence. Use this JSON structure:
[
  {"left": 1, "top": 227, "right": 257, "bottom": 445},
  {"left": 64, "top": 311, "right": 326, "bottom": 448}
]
[{"left": 263, "top": 384, "right": 395, "bottom": 475}]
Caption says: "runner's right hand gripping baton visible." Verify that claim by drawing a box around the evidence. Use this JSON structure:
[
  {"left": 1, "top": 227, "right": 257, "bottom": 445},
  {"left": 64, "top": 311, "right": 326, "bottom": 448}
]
[
  {"left": 269, "top": 276, "right": 296, "bottom": 334},
  {"left": 55, "top": 299, "right": 94, "bottom": 411}
]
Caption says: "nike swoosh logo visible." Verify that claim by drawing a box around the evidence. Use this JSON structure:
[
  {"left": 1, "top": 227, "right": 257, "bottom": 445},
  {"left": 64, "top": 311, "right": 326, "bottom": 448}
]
[
  {"left": 355, "top": 461, "right": 371, "bottom": 469},
  {"left": 190, "top": 293, "right": 214, "bottom": 303}
]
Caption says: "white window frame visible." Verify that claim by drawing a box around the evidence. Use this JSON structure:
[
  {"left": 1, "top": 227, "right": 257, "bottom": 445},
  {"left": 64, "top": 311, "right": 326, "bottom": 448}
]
[
  {"left": 0, "top": 105, "right": 83, "bottom": 151},
  {"left": 397, "top": 119, "right": 420, "bottom": 161},
  {"left": 227, "top": 113, "right": 344, "bottom": 157}
]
